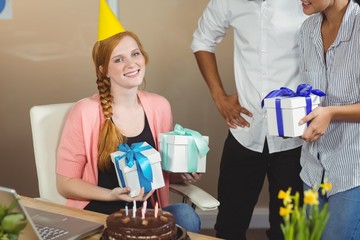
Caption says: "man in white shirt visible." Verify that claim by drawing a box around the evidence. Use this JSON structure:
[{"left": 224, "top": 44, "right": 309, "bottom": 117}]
[{"left": 191, "top": 1, "right": 307, "bottom": 239}]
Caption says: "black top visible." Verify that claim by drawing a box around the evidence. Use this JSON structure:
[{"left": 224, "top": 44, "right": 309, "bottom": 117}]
[{"left": 84, "top": 114, "right": 155, "bottom": 214}]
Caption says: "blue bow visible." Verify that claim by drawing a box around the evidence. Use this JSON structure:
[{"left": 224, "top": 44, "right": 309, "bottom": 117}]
[
  {"left": 114, "top": 142, "right": 153, "bottom": 193},
  {"left": 262, "top": 84, "right": 326, "bottom": 137}
]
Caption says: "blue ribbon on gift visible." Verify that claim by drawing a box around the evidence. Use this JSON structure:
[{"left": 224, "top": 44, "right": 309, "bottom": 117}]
[
  {"left": 161, "top": 124, "right": 209, "bottom": 172},
  {"left": 261, "top": 84, "right": 326, "bottom": 137},
  {"left": 114, "top": 142, "right": 153, "bottom": 193}
]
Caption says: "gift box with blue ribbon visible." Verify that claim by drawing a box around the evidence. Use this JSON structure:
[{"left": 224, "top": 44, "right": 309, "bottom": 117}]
[
  {"left": 262, "top": 84, "right": 326, "bottom": 137},
  {"left": 110, "top": 142, "right": 165, "bottom": 197},
  {"left": 158, "top": 124, "right": 210, "bottom": 173}
]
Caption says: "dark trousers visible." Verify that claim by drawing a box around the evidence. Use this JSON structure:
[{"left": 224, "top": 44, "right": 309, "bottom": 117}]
[{"left": 214, "top": 131, "right": 303, "bottom": 240}]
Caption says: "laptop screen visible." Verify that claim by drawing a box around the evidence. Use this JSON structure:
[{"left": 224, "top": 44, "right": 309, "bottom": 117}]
[{"left": 0, "top": 186, "right": 104, "bottom": 240}]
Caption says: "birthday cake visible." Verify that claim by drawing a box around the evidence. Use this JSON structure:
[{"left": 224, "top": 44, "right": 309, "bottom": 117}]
[{"left": 101, "top": 208, "right": 179, "bottom": 240}]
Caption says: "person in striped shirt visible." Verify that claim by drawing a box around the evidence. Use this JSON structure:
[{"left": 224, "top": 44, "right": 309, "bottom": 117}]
[{"left": 298, "top": 0, "right": 360, "bottom": 239}]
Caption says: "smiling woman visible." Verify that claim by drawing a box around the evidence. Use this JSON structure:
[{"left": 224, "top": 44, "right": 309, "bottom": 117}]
[
  {"left": 1, "top": 1, "right": 231, "bottom": 233},
  {"left": 55, "top": 0, "right": 201, "bottom": 233},
  {"left": 298, "top": 0, "right": 360, "bottom": 239}
]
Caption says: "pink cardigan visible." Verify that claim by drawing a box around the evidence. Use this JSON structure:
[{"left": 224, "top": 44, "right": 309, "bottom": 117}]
[{"left": 56, "top": 90, "right": 173, "bottom": 209}]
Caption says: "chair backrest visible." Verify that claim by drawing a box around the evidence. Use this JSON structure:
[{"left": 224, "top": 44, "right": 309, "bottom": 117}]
[{"left": 29, "top": 103, "right": 74, "bottom": 205}]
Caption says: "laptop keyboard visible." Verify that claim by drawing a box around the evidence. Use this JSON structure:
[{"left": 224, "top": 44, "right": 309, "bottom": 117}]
[{"left": 35, "top": 224, "right": 69, "bottom": 240}]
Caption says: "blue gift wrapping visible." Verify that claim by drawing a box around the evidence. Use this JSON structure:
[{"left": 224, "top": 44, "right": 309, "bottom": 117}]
[
  {"left": 113, "top": 142, "right": 154, "bottom": 193},
  {"left": 262, "top": 84, "right": 326, "bottom": 137}
]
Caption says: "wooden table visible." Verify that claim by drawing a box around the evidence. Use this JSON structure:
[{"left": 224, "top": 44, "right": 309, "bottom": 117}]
[{"left": 20, "top": 196, "right": 220, "bottom": 240}]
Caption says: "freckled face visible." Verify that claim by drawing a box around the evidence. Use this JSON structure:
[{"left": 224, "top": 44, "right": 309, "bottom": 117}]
[
  {"left": 301, "top": 0, "right": 332, "bottom": 15},
  {"left": 107, "top": 36, "right": 146, "bottom": 89}
]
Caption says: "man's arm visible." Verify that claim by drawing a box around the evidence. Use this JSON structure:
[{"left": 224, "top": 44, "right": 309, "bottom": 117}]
[{"left": 194, "top": 51, "right": 252, "bottom": 128}]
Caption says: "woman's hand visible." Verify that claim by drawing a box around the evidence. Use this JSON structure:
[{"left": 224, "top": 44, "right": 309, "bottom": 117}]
[
  {"left": 300, "top": 106, "right": 331, "bottom": 142},
  {"left": 108, "top": 187, "right": 131, "bottom": 201},
  {"left": 132, "top": 188, "right": 155, "bottom": 202},
  {"left": 181, "top": 173, "right": 202, "bottom": 184},
  {"left": 109, "top": 187, "right": 154, "bottom": 202}
]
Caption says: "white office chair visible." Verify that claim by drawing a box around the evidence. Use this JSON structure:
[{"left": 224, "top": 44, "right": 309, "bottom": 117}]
[{"left": 30, "top": 103, "right": 219, "bottom": 211}]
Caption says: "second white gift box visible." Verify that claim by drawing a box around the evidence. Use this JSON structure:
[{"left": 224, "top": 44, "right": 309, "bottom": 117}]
[
  {"left": 263, "top": 94, "right": 320, "bottom": 137},
  {"left": 110, "top": 142, "right": 164, "bottom": 197},
  {"left": 158, "top": 124, "right": 209, "bottom": 173}
]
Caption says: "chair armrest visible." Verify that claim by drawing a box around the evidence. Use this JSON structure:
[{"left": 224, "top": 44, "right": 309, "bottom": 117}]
[{"left": 169, "top": 183, "right": 220, "bottom": 211}]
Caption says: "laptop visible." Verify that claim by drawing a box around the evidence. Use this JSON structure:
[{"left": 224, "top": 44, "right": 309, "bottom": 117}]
[{"left": 0, "top": 186, "right": 104, "bottom": 240}]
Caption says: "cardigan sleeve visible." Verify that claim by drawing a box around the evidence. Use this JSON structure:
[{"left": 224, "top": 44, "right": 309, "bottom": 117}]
[{"left": 56, "top": 96, "right": 102, "bottom": 181}]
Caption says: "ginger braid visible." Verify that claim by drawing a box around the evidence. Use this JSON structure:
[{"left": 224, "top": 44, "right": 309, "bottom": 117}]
[
  {"left": 97, "top": 77, "right": 126, "bottom": 171},
  {"left": 93, "top": 34, "right": 127, "bottom": 171}
]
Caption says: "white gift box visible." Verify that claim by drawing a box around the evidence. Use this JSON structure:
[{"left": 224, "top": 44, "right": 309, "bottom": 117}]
[
  {"left": 110, "top": 142, "right": 165, "bottom": 197},
  {"left": 263, "top": 94, "right": 320, "bottom": 137},
  {"left": 158, "top": 133, "right": 209, "bottom": 173}
]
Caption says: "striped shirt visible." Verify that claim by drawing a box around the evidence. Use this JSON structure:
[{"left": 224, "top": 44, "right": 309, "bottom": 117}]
[{"left": 299, "top": 0, "right": 360, "bottom": 196}]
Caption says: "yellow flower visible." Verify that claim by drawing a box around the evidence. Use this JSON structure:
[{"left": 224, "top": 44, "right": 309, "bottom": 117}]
[
  {"left": 279, "top": 204, "right": 293, "bottom": 217},
  {"left": 278, "top": 188, "right": 292, "bottom": 205},
  {"left": 303, "top": 189, "right": 319, "bottom": 205},
  {"left": 320, "top": 180, "right": 332, "bottom": 196},
  {"left": 279, "top": 183, "right": 331, "bottom": 240}
]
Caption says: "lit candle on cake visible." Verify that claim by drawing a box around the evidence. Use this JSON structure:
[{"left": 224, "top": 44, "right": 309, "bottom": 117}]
[
  {"left": 154, "top": 202, "right": 158, "bottom": 218},
  {"left": 141, "top": 201, "right": 147, "bottom": 219},
  {"left": 132, "top": 200, "right": 136, "bottom": 218},
  {"left": 125, "top": 204, "right": 128, "bottom": 216}
]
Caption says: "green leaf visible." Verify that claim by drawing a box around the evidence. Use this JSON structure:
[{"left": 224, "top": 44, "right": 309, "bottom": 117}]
[{"left": 1, "top": 213, "right": 27, "bottom": 234}]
